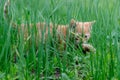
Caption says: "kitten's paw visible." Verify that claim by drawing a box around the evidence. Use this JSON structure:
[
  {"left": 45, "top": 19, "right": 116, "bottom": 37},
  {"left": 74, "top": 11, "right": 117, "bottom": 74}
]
[{"left": 82, "top": 43, "right": 96, "bottom": 53}]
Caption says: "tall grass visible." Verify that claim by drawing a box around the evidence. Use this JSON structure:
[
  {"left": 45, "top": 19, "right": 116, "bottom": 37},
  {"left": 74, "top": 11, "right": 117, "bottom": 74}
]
[{"left": 0, "top": 0, "right": 120, "bottom": 80}]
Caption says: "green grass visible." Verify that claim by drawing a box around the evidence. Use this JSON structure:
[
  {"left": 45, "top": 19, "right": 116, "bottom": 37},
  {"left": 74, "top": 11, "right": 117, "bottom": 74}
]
[{"left": 0, "top": 0, "right": 120, "bottom": 80}]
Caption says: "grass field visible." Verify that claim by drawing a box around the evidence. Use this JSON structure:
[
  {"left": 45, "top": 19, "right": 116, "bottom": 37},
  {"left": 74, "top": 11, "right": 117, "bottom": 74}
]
[{"left": 0, "top": 0, "right": 120, "bottom": 80}]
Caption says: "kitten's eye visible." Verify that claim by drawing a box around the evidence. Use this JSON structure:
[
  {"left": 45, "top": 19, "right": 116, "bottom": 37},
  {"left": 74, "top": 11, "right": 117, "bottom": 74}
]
[
  {"left": 75, "top": 37, "right": 79, "bottom": 40},
  {"left": 85, "top": 34, "right": 90, "bottom": 38},
  {"left": 85, "top": 35, "right": 87, "bottom": 38}
]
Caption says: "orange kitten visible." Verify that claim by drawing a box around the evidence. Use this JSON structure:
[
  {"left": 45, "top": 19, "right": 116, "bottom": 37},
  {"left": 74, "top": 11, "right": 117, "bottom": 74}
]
[{"left": 4, "top": 0, "right": 96, "bottom": 53}]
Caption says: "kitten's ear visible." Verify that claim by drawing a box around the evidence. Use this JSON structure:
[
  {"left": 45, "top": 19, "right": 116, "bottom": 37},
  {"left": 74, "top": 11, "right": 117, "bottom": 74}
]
[
  {"left": 91, "top": 20, "right": 96, "bottom": 25},
  {"left": 86, "top": 20, "right": 96, "bottom": 29},
  {"left": 90, "top": 20, "right": 96, "bottom": 26},
  {"left": 70, "top": 19, "right": 76, "bottom": 28},
  {"left": 90, "top": 20, "right": 96, "bottom": 29}
]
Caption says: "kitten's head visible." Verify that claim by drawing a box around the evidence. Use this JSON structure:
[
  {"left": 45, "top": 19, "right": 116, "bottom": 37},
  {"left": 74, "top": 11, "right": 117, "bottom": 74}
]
[{"left": 70, "top": 19, "right": 95, "bottom": 44}]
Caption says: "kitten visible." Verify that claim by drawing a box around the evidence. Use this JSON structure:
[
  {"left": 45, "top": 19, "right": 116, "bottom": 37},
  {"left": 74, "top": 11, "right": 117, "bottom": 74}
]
[{"left": 4, "top": 0, "right": 96, "bottom": 53}]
